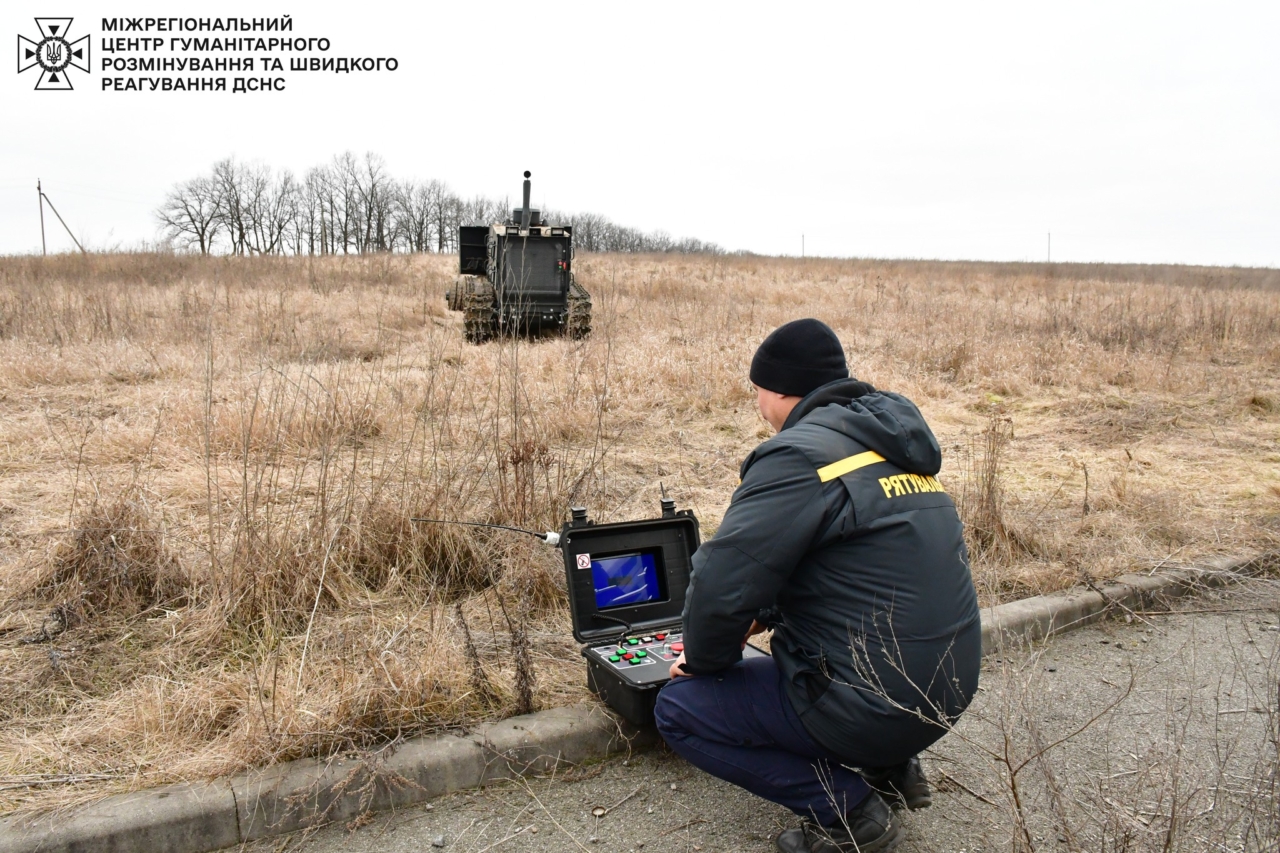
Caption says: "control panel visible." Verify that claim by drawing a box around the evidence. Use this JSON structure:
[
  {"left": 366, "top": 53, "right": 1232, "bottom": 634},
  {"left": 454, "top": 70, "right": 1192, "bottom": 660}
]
[
  {"left": 584, "top": 630, "right": 685, "bottom": 686},
  {"left": 584, "top": 628, "right": 768, "bottom": 690}
]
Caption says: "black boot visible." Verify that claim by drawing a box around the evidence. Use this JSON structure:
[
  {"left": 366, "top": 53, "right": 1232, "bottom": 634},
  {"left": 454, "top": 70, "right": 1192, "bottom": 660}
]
[
  {"left": 773, "top": 792, "right": 903, "bottom": 853},
  {"left": 773, "top": 827, "right": 810, "bottom": 853},
  {"left": 860, "top": 755, "right": 932, "bottom": 811}
]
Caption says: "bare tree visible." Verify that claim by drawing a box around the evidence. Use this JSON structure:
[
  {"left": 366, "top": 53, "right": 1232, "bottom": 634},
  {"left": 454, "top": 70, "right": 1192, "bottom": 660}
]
[
  {"left": 352, "top": 152, "right": 393, "bottom": 253},
  {"left": 394, "top": 179, "right": 440, "bottom": 253},
  {"left": 562, "top": 211, "right": 607, "bottom": 252},
  {"left": 156, "top": 175, "right": 222, "bottom": 254},
  {"left": 211, "top": 158, "right": 251, "bottom": 255},
  {"left": 329, "top": 152, "right": 363, "bottom": 254},
  {"left": 290, "top": 167, "right": 325, "bottom": 255},
  {"left": 431, "top": 185, "right": 461, "bottom": 253},
  {"left": 461, "top": 194, "right": 506, "bottom": 229},
  {"left": 239, "top": 163, "right": 272, "bottom": 254},
  {"left": 248, "top": 168, "right": 299, "bottom": 255}
]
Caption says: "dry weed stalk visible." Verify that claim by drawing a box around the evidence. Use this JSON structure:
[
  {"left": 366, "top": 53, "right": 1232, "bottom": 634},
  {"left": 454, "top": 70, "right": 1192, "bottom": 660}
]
[{"left": 958, "top": 414, "right": 1019, "bottom": 561}]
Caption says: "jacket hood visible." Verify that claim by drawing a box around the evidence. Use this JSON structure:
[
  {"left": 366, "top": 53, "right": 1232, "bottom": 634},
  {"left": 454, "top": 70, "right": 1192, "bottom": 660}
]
[{"left": 782, "top": 378, "right": 943, "bottom": 476}]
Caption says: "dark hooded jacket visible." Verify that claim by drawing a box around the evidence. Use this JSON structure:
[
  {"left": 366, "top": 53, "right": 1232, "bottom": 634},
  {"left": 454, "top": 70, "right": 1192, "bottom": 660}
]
[{"left": 680, "top": 379, "right": 981, "bottom": 766}]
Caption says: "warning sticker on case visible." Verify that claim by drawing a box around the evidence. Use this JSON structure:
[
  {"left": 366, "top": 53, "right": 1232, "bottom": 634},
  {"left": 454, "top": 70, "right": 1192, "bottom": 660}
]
[{"left": 576, "top": 553, "right": 591, "bottom": 570}]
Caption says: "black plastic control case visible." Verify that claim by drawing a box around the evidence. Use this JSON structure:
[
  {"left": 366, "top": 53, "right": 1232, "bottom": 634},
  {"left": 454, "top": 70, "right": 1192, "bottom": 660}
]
[{"left": 561, "top": 502, "right": 767, "bottom": 725}]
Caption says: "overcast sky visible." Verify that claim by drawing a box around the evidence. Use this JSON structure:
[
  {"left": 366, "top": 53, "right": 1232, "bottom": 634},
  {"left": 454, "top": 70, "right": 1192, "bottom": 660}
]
[{"left": 2, "top": 2, "right": 1277, "bottom": 265}]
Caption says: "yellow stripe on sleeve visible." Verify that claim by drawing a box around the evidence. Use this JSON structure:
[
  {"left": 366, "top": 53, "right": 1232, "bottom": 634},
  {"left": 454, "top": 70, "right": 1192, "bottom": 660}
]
[{"left": 816, "top": 450, "right": 887, "bottom": 482}]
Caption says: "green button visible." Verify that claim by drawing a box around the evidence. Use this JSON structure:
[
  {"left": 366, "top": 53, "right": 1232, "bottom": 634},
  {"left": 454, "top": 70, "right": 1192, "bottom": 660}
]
[
  {"left": 628, "top": 658, "right": 641, "bottom": 665},
  {"left": 627, "top": 638, "right": 640, "bottom": 645},
  {"left": 608, "top": 655, "right": 620, "bottom": 662},
  {"left": 635, "top": 650, "right": 647, "bottom": 658}
]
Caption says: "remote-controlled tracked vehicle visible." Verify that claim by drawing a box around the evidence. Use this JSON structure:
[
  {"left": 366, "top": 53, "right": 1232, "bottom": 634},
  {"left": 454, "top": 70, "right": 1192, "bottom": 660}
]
[{"left": 445, "top": 171, "right": 591, "bottom": 343}]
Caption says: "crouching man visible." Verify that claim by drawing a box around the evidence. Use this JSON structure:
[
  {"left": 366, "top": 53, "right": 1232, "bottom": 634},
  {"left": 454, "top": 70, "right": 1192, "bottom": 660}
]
[{"left": 654, "top": 318, "right": 981, "bottom": 853}]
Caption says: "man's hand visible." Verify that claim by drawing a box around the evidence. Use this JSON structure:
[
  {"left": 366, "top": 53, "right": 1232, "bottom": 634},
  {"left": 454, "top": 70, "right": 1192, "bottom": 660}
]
[{"left": 672, "top": 621, "right": 765, "bottom": 678}]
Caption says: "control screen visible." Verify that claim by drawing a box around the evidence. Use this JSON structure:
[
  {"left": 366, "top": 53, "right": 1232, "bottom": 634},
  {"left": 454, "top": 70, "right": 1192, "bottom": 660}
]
[{"left": 592, "top": 551, "right": 662, "bottom": 610}]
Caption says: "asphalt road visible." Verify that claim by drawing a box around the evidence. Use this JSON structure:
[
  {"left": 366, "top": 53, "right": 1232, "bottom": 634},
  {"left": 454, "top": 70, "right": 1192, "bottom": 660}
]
[{"left": 237, "top": 579, "right": 1280, "bottom": 853}]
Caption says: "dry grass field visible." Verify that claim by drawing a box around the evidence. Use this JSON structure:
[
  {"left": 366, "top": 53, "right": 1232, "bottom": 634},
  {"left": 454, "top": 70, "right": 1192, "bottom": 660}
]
[{"left": 0, "top": 252, "right": 1278, "bottom": 813}]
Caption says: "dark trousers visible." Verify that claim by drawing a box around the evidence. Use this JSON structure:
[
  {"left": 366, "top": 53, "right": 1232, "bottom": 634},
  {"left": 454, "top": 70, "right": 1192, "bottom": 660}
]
[{"left": 654, "top": 655, "right": 870, "bottom": 827}]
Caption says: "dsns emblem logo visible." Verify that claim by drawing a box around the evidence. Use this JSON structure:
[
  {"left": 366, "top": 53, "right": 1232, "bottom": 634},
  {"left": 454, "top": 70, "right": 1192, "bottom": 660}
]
[{"left": 18, "top": 18, "right": 90, "bottom": 90}]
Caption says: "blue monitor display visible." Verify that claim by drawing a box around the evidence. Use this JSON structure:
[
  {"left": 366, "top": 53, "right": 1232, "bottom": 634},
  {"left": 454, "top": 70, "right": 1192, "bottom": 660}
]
[{"left": 592, "top": 552, "right": 662, "bottom": 610}]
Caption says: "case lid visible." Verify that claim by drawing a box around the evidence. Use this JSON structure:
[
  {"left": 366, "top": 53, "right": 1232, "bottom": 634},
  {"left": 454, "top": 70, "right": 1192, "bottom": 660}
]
[{"left": 560, "top": 506, "right": 700, "bottom": 644}]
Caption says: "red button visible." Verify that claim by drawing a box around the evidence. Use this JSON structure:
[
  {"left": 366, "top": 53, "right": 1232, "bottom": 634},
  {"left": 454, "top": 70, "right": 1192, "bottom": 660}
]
[
  {"left": 671, "top": 642, "right": 684, "bottom": 653},
  {"left": 655, "top": 633, "right": 667, "bottom": 640},
  {"left": 623, "top": 652, "right": 634, "bottom": 660}
]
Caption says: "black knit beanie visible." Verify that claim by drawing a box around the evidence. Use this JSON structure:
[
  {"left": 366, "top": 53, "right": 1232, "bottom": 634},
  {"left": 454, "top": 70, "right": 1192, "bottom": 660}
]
[{"left": 749, "top": 318, "right": 849, "bottom": 397}]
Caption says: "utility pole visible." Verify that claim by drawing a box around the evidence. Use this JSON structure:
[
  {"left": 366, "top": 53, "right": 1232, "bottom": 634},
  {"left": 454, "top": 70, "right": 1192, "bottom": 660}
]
[
  {"left": 36, "top": 181, "right": 87, "bottom": 255},
  {"left": 1048, "top": 232, "right": 1051, "bottom": 263},
  {"left": 38, "top": 179, "right": 47, "bottom": 256}
]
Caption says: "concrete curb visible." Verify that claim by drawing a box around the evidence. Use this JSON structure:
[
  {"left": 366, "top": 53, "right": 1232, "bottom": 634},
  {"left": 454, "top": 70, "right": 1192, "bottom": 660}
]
[
  {"left": 2, "top": 553, "right": 1273, "bottom": 853},
  {"left": 0, "top": 705, "right": 657, "bottom": 853},
  {"left": 0, "top": 783, "right": 238, "bottom": 853},
  {"left": 979, "top": 553, "right": 1275, "bottom": 653}
]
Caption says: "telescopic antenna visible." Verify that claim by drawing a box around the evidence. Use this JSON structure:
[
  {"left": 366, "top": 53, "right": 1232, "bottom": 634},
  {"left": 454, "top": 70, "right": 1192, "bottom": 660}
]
[{"left": 410, "top": 517, "right": 561, "bottom": 546}]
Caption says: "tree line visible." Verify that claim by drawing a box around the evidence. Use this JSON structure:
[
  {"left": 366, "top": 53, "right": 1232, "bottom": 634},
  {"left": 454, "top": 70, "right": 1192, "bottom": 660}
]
[{"left": 155, "top": 152, "right": 722, "bottom": 256}]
